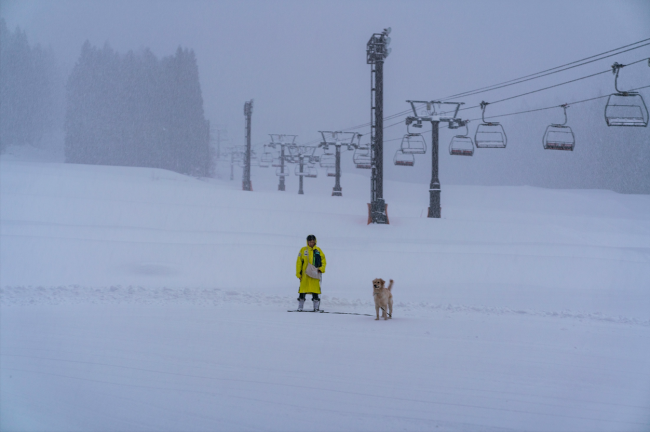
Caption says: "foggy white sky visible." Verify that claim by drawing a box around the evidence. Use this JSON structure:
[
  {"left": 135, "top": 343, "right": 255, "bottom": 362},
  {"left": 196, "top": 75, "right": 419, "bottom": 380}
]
[
  {"left": 2, "top": 1, "right": 648, "bottom": 143},
  {"left": 2, "top": 0, "right": 649, "bottom": 191}
]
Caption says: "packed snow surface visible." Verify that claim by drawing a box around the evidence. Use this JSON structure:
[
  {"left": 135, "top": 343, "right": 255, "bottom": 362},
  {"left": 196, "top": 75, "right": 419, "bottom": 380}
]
[{"left": 1, "top": 159, "right": 649, "bottom": 431}]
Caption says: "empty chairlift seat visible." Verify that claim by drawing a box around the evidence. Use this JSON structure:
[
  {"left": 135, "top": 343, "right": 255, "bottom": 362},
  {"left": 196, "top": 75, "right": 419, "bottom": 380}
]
[
  {"left": 306, "top": 165, "right": 318, "bottom": 178},
  {"left": 605, "top": 93, "right": 648, "bottom": 127},
  {"left": 449, "top": 135, "right": 474, "bottom": 156},
  {"left": 275, "top": 167, "right": 289, "bottom": 177},
  {"left": 400, "top": 133, "right": 426, "bottom": 154},
  {"left": 475, "top": 123, "right": 507, "bottom": 148},
  {"left": 327, "top": 168, "right": 336, "bottom": 177},
  {"left": 449, "top": 120, "right": 474, "bottom": 156},
  {"left": 259, "top": 149, "right": 274, "bottom": 167},
  {"left": 604, "top": 62, "right": 649, "bottom": 127},
  {"left": 543, "top": 104, "right": 575, "bottom": 151},
  {"left": 354, "top": 146, "right": 371, "bottom": 169},
  {"left": 475, "top": 101, "right": 507, "bottom": 148},
  {"left": 320, "top": 154, "right": 336, "bottom": 168},
  {"left": 543, "top": 126, "right": 575, "bottom": 150},
  {"left": 393, "top": 150, "right": 415, "bottom": 166}
]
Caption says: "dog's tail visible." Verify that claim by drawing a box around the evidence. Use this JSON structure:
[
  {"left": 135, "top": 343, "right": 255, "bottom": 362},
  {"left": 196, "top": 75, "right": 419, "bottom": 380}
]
[{"left": 388, "top": 279, "right": 394, "bottom": 291}]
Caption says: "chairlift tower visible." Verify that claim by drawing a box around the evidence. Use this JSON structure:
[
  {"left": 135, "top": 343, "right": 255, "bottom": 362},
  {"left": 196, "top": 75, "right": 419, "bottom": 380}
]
[
  {"left": 269, "top": 134, "right": 297, "bottom": 191},
  {"left": 318, "top": 131, "right": 361, "bottom": 196},
  {"left": 287, "top": 145, "right": 317, "bottom": 195},
  {"left": 211, "top": 125, "right": 229, "bottom": 159},
  {"left": 242, "top": 100, "right": 253, "bottom": 191},
  {"left": 367, "top": 27, "right": 392, "bottom": 224},
  {"left": 405, "top": 100, "right": 463, "bottom": 218},
  {"left": 225, "top": 145, "right": 243, "bottom": 181},
  {"left": 224, "top": 147, "right": 234, "bottom": 180},
  {"left": 230, "top": 149, "right": 236, "bottom": 181}
]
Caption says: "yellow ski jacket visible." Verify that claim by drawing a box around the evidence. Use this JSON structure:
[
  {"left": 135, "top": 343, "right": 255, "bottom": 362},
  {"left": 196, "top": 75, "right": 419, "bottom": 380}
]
[{"left": 296, "top": 240, "right": 327, "bottom": 294}]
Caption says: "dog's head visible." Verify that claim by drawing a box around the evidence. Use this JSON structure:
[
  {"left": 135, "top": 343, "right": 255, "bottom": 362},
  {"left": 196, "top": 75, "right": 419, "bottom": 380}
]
[{"left": 372, "top": 278, "right": 385, "bottom": 292}]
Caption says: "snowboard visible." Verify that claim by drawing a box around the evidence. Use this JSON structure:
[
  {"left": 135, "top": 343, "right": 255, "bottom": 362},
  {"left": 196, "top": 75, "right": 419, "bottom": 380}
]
[
  {"left": 287, "top": 309, "right": 325, "bottom": 313},
  {"left": 287, "top": 310, "right": 373, "bottom": 316}
]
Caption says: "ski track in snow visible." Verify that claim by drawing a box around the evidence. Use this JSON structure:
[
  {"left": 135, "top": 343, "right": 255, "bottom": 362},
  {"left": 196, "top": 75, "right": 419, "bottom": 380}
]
[{"left": 2, "top": 285, "right": 648, "bottom": 327}]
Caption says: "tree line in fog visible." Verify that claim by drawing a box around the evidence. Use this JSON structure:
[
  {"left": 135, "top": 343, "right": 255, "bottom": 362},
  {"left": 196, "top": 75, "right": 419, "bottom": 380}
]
[
  {"left": 1, "top": 19, "right": 211, "bottom": 177},
  {"left": 65, "top": 42, "right": 211, "bottom": 176},
  {"left": 0, "top": 19, "right": 62, "bottom": 152}
]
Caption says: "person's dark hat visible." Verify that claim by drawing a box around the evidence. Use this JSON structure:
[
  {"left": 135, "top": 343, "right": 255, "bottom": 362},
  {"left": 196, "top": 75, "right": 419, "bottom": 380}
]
[{"left": 306, "top": 234, "right": 316, "bottom": 241}]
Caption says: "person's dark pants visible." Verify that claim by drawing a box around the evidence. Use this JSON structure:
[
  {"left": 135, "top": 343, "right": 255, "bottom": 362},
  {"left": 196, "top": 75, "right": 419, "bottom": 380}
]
[{"left": 298, "top": 293, "right": 319, "bottom": 301}]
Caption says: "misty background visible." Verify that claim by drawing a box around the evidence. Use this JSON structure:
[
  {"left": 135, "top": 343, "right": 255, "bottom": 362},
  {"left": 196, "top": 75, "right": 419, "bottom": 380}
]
[{"left": 1, "top": 0, "right": 649, "bottom": 193}]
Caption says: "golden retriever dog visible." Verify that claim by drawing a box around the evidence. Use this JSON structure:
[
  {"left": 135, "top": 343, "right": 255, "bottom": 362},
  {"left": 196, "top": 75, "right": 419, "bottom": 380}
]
[{"left": 372, "top": 278, "right": 394, "bottom": 320}]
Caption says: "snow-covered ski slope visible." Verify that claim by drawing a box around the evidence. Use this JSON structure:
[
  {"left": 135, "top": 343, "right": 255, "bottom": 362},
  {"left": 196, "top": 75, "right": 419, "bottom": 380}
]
[{"left": 2, "top": 159, "right": 649, "bottom": 431}]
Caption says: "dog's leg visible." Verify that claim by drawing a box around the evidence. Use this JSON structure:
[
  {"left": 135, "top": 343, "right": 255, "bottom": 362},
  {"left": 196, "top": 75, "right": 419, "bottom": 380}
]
[
  {"left": 388, "top": 297, "right": 393, "bottom": 319},
  {"left": 375, "top": 305, "right": 380, "bottom": 320}
]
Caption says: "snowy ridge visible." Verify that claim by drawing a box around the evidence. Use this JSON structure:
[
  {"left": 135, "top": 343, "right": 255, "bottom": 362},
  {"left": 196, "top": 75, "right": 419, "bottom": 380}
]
[{"left": 3, "top": 285, "right": 648, "bottom": 327}]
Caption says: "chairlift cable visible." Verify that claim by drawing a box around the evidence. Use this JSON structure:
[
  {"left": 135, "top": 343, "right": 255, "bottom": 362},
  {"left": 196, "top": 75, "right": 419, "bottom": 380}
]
[
  {"left": 465, "top": 84, "right": 650, "bottom": 123},
  {"left": 309, "top": 45, "right": 650, "bottom": 145},
  {"left": 380, "top": 84, "right": 650, "bottom": 145},
  {"left": 440, "top": 40, "right": 650, "bottom": 101},
  {"left": 490, "top": 57, "right": 649, "bottom": 104},
  {"left": 340, "top": 107, "right": 416, "bottom": 133},
  {"left": 457, "top": 69, "right": 612, "bottom": 112},
  {"left": 340, "top": 55, "right": 648, "bottom": 136},
  {"left": 337, "top": 41, "right": 650, "bottom": 133},
  {"left": 445, "top": 57, "right": 649, "bottom": 116},
  {"left": 352, "top": 41, "right": 650, "bottom": 130}
]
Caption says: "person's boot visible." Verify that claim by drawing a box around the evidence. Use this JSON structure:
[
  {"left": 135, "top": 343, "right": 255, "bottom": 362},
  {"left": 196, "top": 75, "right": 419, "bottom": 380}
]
[
  {"left": 298, "top": 299, "right": 305, "bottom": 311},
  {"left": 313, "top": 299, "right": 320, "bottom": 311}
]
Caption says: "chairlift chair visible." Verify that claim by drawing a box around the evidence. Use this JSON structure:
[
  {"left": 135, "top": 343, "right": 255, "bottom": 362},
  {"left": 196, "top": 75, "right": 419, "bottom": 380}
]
[
  {"left": 543, "top": 127, "right": 575, "bottom": 151},
  {"left": 449, "top": 120, "right": 474, "bottom": 156},
  {"left": 449, "top": 136, "right": 474, "bottom": 156},
  {"left": 275, "top": 167, "right": 289, "bottom": 177},
  {"left": 475, "top": 101, "right": 507, "bottom": 148},
  {"left": 327, "top": 168, "right": 336, "bottom": 177},
  {"left": 287, "top": 145, "right": 300, "bottom": 159},
  {"left": 260, "top": 148, "right": 274, "bottom": 167},
  {"left": 393, "top": 150, "right": 415, "bottom": 166},
  {"left": 320, "top": 154, "right": 336, "bottom": 168},
  {"left": 605, "top": 94, "right": 648, "bottom": 127},
  {"left": 543, "top": 104, "right": 575, "bottom": 151},
  {"left": 306, "top": 166, "right": 318, "bottom": 178},
  {"left": 272, "top": 158, "right": 282, "bottom": 168},
  {"left": 353, "top": 146, "right": 371, "bottom": 169},
  {"left": 294, "top": 164, "right": 307, "bottom": 176},
  {"left": 604, "top": 63, "right": 649, "bottom": 127},
  {"left": 400, "top": 133, "right": 426, "bottom": 154}
]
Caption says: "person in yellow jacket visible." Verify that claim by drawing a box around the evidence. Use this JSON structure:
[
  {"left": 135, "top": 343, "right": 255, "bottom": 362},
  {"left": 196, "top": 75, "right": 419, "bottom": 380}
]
[{"left": 296, "top": 234, "right": 327, "bottom": 311}]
